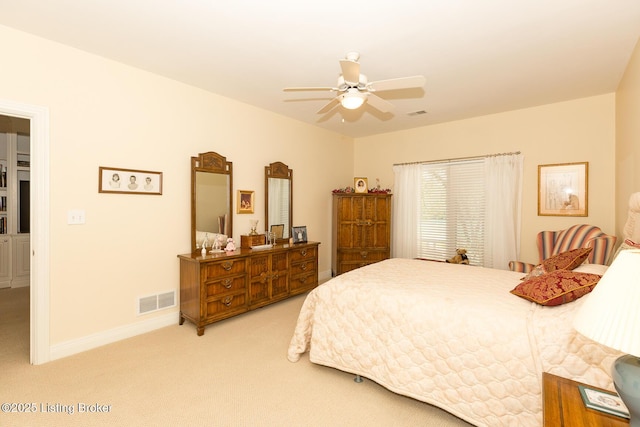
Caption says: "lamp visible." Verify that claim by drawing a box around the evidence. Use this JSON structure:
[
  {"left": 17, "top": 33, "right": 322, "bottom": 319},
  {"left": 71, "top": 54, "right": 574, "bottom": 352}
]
[
  {"left": 574, "top": 249, "right": 640, "bottom": 425},
  {"left": 340, "top": 88, "right": 366, "bottom": 110}
]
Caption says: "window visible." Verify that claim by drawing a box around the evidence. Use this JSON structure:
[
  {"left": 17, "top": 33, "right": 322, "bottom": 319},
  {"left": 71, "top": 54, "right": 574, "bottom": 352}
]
[{"left": 418, "top": 159, "right": 485, "bottom": 264}]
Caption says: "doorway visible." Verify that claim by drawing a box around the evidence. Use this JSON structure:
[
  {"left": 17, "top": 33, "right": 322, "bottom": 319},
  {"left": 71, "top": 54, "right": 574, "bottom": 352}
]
[{"left": 0, "top": 100, "right": 50, "bottom": 365}]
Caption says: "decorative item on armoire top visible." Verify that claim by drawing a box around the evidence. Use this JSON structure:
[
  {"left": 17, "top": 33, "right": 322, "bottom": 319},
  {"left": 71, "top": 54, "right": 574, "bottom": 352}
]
[
  {"left": 354, "top": 177, "right": 368, "bottom": 193},
  {"left": 237, "top": 190, "right": 254, "bottom": 214},
  {"left": 98, "top": 166, "right": 163, "bottom": 195},
  {"left": 292, "top": 226, "right": 308, "bottom": 244},
  {"left": 333, "top": 178, "right": 391, "bottom": 194},
  {"left": 368, "top": 178, "right": 392, "bottom": 194},
  {"left": 538, "top": 162, "right": 588, "bottom": 217}
]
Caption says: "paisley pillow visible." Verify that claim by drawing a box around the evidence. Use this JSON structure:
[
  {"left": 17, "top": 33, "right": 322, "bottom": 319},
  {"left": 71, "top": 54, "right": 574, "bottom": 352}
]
[
  {"left": 522, "top": 247, "right": 592, "bottom": 280},
  {"left": 511, "top": 270, "right": 601, "bottom": 306}
]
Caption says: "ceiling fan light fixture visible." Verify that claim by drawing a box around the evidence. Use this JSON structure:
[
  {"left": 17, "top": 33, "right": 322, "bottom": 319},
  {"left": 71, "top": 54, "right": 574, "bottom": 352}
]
[{"left": 341, "top": 89, "right": 366, "bottom": 110}]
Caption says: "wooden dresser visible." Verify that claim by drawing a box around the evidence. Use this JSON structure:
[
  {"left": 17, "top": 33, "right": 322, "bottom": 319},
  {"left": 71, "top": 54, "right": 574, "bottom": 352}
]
[
  {"left": 332, "top": 193, "right": 391, "bottom": 276},
  {"left": 178, "top": 241, "right": 319, "bottom": 335}
]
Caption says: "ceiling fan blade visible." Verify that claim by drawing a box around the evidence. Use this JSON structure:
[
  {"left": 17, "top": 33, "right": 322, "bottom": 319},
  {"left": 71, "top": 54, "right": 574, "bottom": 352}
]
[
  {"left": 339, "top": 59, "right": 360, "bottom": 85},
  {"left": 283, "top": 86, "right": 336, "bottom": 92},
  {"left": 366, "top": 93, "right": 395, "bottom": 113},
  {"left": 317, "top": 97, "right": 340, "bottom": 114},
  {"left": 367, "top": 75, "right": 426, "bottom": 92}
]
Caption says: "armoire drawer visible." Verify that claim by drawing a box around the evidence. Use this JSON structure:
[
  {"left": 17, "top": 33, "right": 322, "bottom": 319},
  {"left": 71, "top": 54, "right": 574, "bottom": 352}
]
[{"left": 339, "top": 250, "right": 389, "bottom": 262}]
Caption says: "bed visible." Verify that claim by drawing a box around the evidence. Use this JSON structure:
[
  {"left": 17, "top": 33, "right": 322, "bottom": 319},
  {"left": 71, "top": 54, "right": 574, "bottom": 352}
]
[{"left": 287, "top": 258, "right": 622, "bottom": 426}]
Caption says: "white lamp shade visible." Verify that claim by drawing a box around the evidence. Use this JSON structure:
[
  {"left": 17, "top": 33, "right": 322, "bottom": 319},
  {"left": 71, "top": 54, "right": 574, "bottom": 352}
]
[
  {"left": 574, "top": 249, "right": 640, "bottom": 356},
  {"left": 341, "top": 89, "right": 366, "bottom": 109}
]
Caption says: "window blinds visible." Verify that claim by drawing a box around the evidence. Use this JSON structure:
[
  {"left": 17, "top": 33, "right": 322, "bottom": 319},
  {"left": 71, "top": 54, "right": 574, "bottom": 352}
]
[{"left": 418, "top": 159, "right": 485, "bottom": 264}]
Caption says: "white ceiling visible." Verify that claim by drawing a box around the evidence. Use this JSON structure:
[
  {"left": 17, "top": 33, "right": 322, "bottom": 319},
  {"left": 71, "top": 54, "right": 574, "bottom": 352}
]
[{"left": 1, "top": 0, "right": 639, "bottom": 138}]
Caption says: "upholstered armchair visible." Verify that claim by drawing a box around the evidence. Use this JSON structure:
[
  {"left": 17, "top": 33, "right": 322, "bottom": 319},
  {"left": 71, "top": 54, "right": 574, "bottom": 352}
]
[{"left": 509, "top": 224, "right": 617, "bottom": 273}]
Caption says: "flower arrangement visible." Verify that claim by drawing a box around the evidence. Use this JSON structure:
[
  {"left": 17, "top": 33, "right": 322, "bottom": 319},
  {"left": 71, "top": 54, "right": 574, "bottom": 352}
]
[{"left": 332, "top": 178, "right": 391, "bottom": 194}]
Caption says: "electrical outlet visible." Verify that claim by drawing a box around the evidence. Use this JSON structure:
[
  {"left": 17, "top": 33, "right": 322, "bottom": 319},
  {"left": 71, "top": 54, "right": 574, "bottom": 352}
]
[{"left": 67, "top": 209, "right": 86, "bottom": 225}]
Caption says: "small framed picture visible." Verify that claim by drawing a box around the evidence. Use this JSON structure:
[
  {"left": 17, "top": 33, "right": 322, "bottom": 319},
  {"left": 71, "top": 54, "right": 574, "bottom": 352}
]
[
  {"left": 578, "top": 384, "right": 629, "bottom": 419},
  {"left": 99, "top": 166, "right": 162, "bottom": 195},
  {"left": 270, "top": 224, "right": 285, "bottom": 239},
  {"left": 354, "top": 177, "right": 368, "bottom": 193},
  {"left": 538, "top": 162, "right": 588, "bottom": 216},
  {"left": 292, "top": 226, "right": 307, "bottom": 244},
  {"left": 237, "top": 190, "right": 254, "bottom": 214}
]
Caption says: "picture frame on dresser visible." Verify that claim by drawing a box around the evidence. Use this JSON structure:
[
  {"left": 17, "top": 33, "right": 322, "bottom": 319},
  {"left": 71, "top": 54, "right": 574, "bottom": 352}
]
[{"left": 292, "top": 226, "right": 307, "bottom": 244}]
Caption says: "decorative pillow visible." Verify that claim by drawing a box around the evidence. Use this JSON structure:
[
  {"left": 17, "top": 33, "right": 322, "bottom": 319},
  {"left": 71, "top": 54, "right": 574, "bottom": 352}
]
[
  {"left": 521, "top": 247, "right": 592, "bottom": 280},
  {"left": 510, "top": 270, "right": 601, "bottom": 306}
]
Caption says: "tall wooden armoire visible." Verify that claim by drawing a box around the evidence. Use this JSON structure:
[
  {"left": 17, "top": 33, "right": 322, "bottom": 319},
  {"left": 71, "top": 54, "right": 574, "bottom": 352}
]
[{"left": 331, "top": 193, "right": 392, "bottom": 276}]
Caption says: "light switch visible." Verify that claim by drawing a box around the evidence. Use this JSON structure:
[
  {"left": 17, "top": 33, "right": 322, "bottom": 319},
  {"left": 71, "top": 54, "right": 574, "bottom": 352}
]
[{"left": 67, "top": 209, "right": 86, "bottom": 225}]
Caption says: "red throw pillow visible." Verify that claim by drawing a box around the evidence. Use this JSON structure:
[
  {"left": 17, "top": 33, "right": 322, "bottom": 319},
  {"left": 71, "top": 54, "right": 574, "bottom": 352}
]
[
  {"left": 510, "top": 270, "right": 601, "bottom": 306},
  {"left": 522, "top": 247, "right": 592, "bottom": 280}
]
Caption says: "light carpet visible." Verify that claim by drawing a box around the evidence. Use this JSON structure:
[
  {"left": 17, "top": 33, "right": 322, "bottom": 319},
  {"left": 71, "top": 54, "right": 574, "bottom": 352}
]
[{"left": 0, "top": 286, "right": 471, "bottom": 426}]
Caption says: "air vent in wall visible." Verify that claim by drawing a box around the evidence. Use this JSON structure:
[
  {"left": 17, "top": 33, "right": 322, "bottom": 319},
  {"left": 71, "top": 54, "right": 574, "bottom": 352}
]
[{"left": 137, "top": 291, "right": 176, "bottom": 315}]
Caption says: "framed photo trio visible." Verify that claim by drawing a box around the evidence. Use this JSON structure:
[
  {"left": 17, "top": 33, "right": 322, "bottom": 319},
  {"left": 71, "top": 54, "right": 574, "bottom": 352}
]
[
  {"left": 99, "top": 166, "right": 163, "bottom": 195},
  {"left": 538, "top": 162, "right": 588, "bottom": 217}
]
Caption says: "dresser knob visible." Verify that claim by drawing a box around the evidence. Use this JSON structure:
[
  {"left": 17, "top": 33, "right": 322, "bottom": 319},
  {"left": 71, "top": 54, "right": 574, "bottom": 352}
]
[
  {"left": 222, "top": 278, "right": 233, "bottom": 289},
  {"left": 300, "top": 262, "right": 307, "bottom": 270},
  {"left": 222, "top": 296, "right": 233, "bottom": 307},
  {"left": 300, "top": 249, "right": 307, "bottom": 257},
  {"left": 222, "top": 261, "right": 233, "bottom": 271},
  {"left": 360, "top": 251, "right": 368, "bottom": 259}
]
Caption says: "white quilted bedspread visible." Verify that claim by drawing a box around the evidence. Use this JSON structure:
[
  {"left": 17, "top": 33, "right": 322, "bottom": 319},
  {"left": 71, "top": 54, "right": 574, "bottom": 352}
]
[{"left": 287, "top": 258, "right": 620, "bottom": 426}]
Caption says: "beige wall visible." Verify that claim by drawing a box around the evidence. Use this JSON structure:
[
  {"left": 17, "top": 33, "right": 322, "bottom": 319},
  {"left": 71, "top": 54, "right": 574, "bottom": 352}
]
[
  {"left": 0, "top": 25, "right": 353, "bottom": 347},
  {"left": 0, "top": 22, "right": 632, "bottom": 359},
  {"left": 615, "top": 38, "right": 640, "bottom": 236},
  {"left": 354, "top": 94, "right": 616, "bottom": 265}
]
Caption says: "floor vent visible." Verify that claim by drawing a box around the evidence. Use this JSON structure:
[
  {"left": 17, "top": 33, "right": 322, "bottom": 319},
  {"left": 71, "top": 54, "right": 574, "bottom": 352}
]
[{"left": 137, "top": 291, "right": 176, "bottom": 315}]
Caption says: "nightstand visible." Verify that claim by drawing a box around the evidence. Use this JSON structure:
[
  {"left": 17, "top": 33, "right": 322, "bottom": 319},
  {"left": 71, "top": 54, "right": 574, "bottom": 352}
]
[{"left": 542, "top": 372, "right": 629, "bottom": 426}]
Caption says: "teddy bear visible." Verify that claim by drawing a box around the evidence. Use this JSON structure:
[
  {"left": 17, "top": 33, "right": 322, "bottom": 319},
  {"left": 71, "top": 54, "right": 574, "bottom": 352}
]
[
  {"left": 224, "top": 238, "right": 236, "bottom": 252},
  {"left": 446, "top": 248, "right": 469, "bottom": 264}
]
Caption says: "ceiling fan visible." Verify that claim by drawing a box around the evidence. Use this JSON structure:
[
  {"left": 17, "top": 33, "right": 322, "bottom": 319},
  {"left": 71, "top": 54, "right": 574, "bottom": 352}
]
[{"left": 283, "top": 52, "right": 426, "bottom": 114}]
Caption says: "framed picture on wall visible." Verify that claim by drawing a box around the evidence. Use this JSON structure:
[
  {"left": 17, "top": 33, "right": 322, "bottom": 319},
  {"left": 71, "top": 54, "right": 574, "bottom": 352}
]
[
  {"left": 98, "top": 166, "right": 163, "bottom": 195},
  {"left": 538, "top": 162, "right": 588, "bottom": 216},
  {"left": 237, "top": 190, "right": 254, "bottom": 214}
]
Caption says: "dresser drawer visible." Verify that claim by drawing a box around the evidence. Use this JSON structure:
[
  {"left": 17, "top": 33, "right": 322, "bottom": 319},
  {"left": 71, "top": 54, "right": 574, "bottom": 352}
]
[
  {"left": 290, "top": 271, "right": 317, "bottom": 293},
  {"left": 203, "top": 259, "right": 245, "bottom": 280},
  {"left": 290, "top": 246, "right": 317, "bottom": 262},
  {"left": 290, "top": 260, "right": 316, "bottom": 276},
  {"left": 205, "top": 275, "right": 246, "bottom": 297},
  {"left": 205, "top": 292, "right": 247, "bottom": 318}
]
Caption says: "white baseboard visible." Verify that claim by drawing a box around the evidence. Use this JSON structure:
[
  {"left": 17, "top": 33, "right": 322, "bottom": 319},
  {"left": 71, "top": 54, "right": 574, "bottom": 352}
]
[{"left": 50, "top": 311, "right": 179, "bottom": 361}]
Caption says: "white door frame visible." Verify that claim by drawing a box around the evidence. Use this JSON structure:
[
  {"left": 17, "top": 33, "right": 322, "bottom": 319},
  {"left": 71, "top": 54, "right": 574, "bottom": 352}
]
[{"left": 0, "top": 99, "right": 50, "bottom": 365}]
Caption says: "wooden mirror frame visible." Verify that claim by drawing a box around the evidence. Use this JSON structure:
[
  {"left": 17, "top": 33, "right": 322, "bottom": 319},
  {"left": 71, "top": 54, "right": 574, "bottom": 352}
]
[
  {"left": 191, "top": 152, "right": 233, "bottom": 252},
  {"left": 265, "top": 161, "right": 292, "bottom": 243}
]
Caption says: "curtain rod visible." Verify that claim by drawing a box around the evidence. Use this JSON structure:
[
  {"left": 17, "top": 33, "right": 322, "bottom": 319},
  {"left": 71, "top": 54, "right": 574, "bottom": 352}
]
[{"left": 393, "top": 151, "right": 521, "bottom": 167}]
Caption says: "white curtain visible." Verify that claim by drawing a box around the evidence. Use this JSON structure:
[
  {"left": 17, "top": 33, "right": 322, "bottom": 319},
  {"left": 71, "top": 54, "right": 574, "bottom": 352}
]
[
  {"left": 392, "top": 163, "right": 421, "bottom": 258},
  {"left": 483, "top": 153, "right": 524, "bottom": 269}
]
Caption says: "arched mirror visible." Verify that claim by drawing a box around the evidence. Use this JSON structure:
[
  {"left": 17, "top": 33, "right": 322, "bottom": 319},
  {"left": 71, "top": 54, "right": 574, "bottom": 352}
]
[
  {"left": 191, "top": 152, "right": 233, "bottom": 252},
  {"left": 265, "top": 161, "right": 292, "bottom": 242}
]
